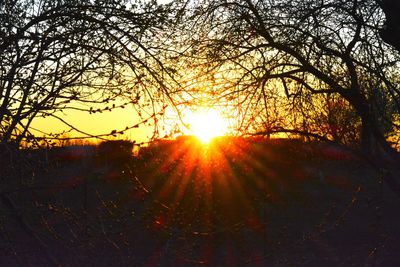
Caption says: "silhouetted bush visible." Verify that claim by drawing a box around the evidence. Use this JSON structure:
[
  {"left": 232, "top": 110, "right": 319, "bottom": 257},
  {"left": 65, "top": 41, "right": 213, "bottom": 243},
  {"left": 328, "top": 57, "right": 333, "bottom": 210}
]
[{"left": 97, "top": 140, "right": 134, "bottom": 166}]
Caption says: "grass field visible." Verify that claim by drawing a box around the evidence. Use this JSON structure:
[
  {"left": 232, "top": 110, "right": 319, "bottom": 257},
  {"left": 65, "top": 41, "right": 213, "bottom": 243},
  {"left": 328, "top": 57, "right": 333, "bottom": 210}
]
[{"left": 1, "top": 137, "right": 399, "bottom": 266}]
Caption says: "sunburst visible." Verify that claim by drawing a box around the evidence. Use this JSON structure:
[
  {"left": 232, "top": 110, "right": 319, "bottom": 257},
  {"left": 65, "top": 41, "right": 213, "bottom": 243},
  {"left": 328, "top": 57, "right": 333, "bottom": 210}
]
[{"left": 184, "top": 108, "right": 229, "bottom": 143}]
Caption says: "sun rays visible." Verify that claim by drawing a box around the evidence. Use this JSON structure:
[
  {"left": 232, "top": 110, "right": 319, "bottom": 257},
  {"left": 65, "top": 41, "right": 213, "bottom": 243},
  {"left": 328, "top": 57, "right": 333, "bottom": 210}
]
[
  {"left": 134, "top": 137, "right": 269, "bottom": 230},
  {"left": 129, "top": 136, "right": 329, "bottom": 265}
]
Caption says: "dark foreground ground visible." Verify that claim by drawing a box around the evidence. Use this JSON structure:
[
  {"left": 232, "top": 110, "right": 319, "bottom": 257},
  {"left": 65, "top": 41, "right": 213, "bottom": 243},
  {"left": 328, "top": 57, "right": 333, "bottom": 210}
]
[{"left": 1, "top": 137, "right": 400, "bottom": 266}]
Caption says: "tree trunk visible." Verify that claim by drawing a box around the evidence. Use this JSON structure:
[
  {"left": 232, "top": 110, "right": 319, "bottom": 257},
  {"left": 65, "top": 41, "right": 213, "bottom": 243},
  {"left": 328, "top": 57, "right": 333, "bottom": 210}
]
[
  {"left": 344, "top": 90, "right": 400, "bottom": 197},
  {"left": 360, "top": 113, "right": 397, "bottom": 159},
  {"left": 359, "top": 109, "right": 400, "bottom": 198}
]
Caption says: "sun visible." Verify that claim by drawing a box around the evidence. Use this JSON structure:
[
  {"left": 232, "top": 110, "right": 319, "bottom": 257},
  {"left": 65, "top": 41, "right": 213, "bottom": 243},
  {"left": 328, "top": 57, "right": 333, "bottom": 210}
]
[{"left": 185, "top": 108, "right": 228, "bottom": 143}]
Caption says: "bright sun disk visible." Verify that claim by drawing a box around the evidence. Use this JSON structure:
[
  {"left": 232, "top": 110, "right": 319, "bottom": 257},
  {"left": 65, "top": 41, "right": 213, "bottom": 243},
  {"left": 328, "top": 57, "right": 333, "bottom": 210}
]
[{"left": 186, "top": 108, "right": 228, "bottom": 143}]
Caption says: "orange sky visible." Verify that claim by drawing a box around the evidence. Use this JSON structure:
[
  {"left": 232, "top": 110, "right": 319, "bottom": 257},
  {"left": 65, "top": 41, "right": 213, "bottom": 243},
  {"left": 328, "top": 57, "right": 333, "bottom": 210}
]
[{"left": 30, "top": 105, "right": 155, "bottom": 144}]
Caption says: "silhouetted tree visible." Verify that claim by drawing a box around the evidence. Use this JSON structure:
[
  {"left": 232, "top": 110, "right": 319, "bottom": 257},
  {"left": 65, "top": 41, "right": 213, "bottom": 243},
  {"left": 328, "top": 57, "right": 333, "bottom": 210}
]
[
  {"left": 0, "top": 0, "right": 174, "bottom": 146},
  {"left": 170, "top": 0, "right": 400, "bottom": 195},
  {"left": 174, "top": 0, "right": 399, "bottom": 155}
]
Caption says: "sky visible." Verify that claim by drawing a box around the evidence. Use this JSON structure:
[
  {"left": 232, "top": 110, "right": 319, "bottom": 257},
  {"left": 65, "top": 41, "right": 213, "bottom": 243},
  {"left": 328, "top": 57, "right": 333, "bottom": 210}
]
[
  {"left": 31, "top": 104, "right": 155, "bottom": 144},
  {"left": 157, "top": 0, "right": 174, "bottom": 4}
]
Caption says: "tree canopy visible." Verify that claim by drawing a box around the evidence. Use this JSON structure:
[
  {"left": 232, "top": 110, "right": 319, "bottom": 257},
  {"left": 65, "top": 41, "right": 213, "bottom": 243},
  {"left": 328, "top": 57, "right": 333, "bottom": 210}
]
[
  {"left": 167, "top": 0, "right": 400, "bottom": 156},
  {"left": 0, "top": 0, "right": 176, "bottom": 146},
  {"left": 2, "top": 0, "right": 400, "bottom": 158}
]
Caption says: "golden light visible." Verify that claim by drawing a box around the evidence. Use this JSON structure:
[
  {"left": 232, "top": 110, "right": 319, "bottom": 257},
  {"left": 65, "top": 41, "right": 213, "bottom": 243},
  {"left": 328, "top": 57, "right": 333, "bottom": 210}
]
[{"left": 185, "top": 108, "right": 228, "bottom": 143}]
